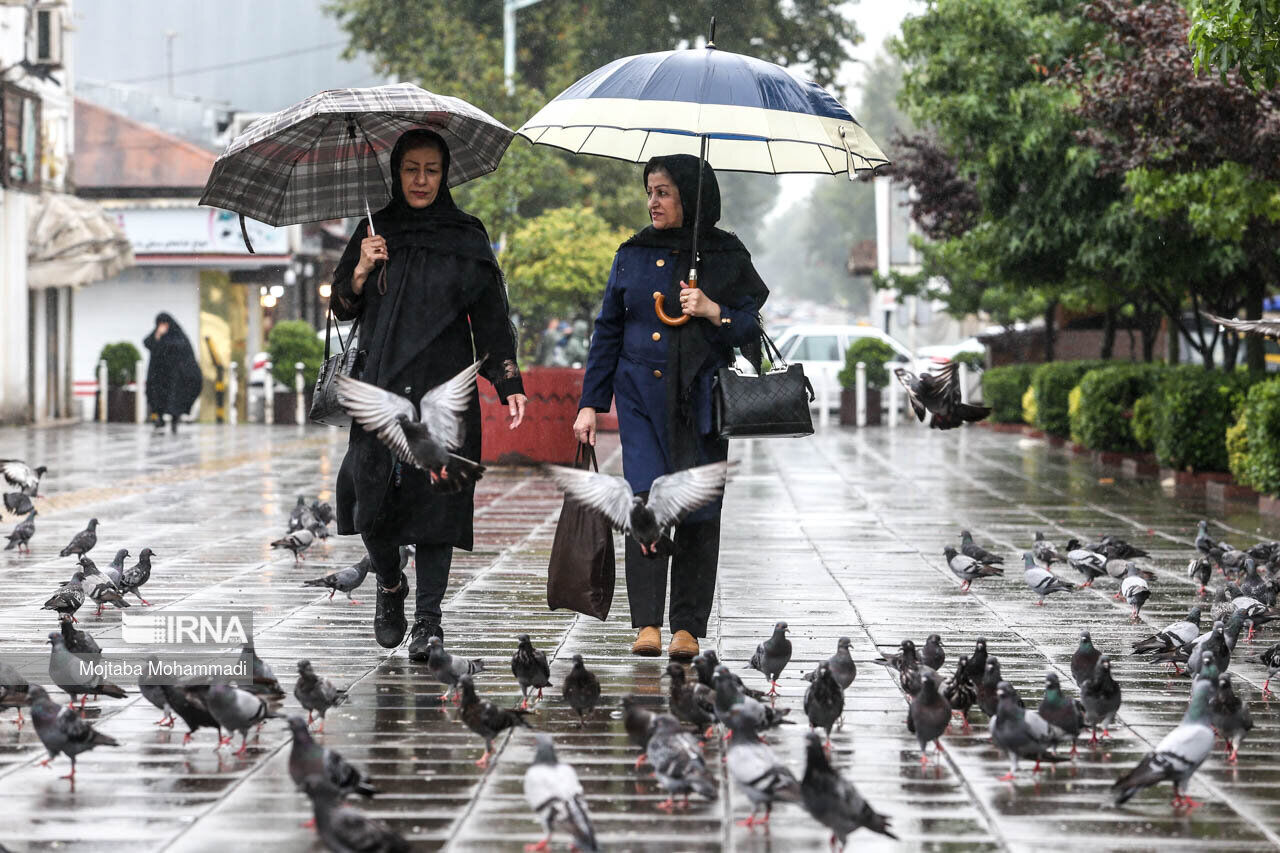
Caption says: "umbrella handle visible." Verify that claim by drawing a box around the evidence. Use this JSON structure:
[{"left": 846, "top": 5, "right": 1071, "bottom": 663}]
[{"left": 653, "top": 291, "right": 691, "bottom": 326}]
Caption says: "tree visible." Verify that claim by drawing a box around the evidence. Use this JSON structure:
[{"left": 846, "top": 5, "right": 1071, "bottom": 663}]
[{"left": 1189, "top": 0, "right": 1280, "bottom": 89}]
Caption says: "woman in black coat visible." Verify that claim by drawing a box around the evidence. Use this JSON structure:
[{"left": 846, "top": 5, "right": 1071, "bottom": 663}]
[
  {"left": 330, "top": 129, "right": 526, "bottom": 658},
  {"left": 573, "top": 154, "right": 768, "bottom": 660},
  {"left": 143, "top": 312, "right": 202, "bottom": 433}
]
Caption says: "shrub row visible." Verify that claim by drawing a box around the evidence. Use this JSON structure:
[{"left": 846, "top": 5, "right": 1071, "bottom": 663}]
[
  {"left": 981, "top": 364, "right": 1039, "bottom": 423},
  {"left": 1150, "top": 365, "right": 1262, "bottom": 473},
  {"left": 1031, "top": 360, "right": 1107, "bottom": 438},
  {"left": 1070, "top": 363, "right": 1163, "bottom": 453},
  {"left": 1232, "top": 379, "right": 1280, "bottom": 495}
]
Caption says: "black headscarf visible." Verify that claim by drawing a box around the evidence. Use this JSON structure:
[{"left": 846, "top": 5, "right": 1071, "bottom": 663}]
[
  {"left": 144, "top": 312, "right": 202, "bottom": 416},
  {"left": 623, "top": 154, "right": 769, "bottom": 471}
]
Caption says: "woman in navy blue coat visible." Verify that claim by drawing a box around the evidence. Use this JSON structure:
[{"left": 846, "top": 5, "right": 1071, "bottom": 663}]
[{"left": 573, "top": 154, "right": 768, "bottom": 659}]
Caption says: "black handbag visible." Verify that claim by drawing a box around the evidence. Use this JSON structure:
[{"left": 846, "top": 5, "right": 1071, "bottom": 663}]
[
  {"left": 713, "top": 330, "right": 816, "bottom": 439},
  {"left": 309, "top": 308, "right": 365, "bottom": 427},
  {"left": 546, "top": 442, "right": 616, "bottom": 621}
]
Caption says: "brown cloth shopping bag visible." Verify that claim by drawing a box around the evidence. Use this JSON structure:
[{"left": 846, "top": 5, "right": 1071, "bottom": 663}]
[{"left": 546, "top": 442, "right": 615, "bottom": 620}]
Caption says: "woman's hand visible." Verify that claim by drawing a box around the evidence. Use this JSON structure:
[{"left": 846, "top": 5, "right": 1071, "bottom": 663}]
[
  {"left": 573, "top": 407, "right": 597, "bottom": 446},
  {"left": 678, "top": 283, "right": 721, "bottom": 325},
  {"left": 508, "top": 393, "right": 527, "bottom": 430},
  {"left": 154, "top": 321, "right": 169, "bottom": 338},
  {"left": 353, "top": 235, "right": 388, "bottom": 294}
]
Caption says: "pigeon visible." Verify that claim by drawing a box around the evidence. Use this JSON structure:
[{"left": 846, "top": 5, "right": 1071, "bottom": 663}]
[
  {"left": 962, "top": 638, "right": 988, "bottom": 682},
  {"left": 1212, "top": 544, "right": 1249, "bottom": 575},
  {"left": 563, "top": 654, "right": 602, "bottom": 727},
  {"left": 60, "top": 618, "right": 101, "bottom": 658},
  {"left": 1022, "top": 552, "right": 1075, "bottom": 605},
  {"left": 523, "top": 734, "right": 598, "bottom": 851},
  {"left": 457, "top": 673, "right": 530, "bottom": 768},
  {"left": 58, "top": 518, "right": 98, "bottom": 558},
  {"left": 1175, "top": 620, "right": 1233, "bottom": 677},
  {"left": 664, "top": 662, "right": 714, "bottom": 736},
  {"left": 1111, "top": 677, "right": 1215, "bottom": 809},
  {"left": 511, "top": 634, "right": 552, "bottom": 709},
  {"left": 301, "top": 555, "right": 371, "bottom": 604},
  {"left": 1121, "top": 565, "right": 1151, "bottom": 621},
  {"left": 239, "top": 644, "right": 286, "bottom": 700},
  {"left": 286, "top": 715, "right": 376, "bottom": 798},
  {"left": 336, "top": 362, "right": 487, "bottom": 487},
  {"left": 0, "top": 459, "right": 46, "bottom": 495},
  {"left": 425, "top": 637, "right": 485, "bottom": 705},
  {"left": 1064, "top": 539, "right": 1107, "bottom": 586},
  {"left": 803, "top": 638, "right": 857, "bottom": 692},
  {"left": 270, "top": 528, "right": 313, "bottom": 563},
  {"left": 748, "top": 621, "right": 792, "bottom": 696},
  {"left": 1209, "top": 673, "right": 1252, "bottom": 763},
  {"left": 711, "top": 665, "right": 792, "bottom": 734},
  {"left": 1081, "top": 656, "right": 1122, "bottom": 744},
  {"left": 2, "top": 490, "right": 34, "bottom": 517},
  {"left": 800, "top": 731, "right": 897, "bottom": 846},
  {"left": 906, "top": 674, "right": 951, "bottom": 765},
  {"left": 1194, "top": 519, "right": 1218, "bottom": 557},
  {"left": 724, "top": 706, "right": 802, "bottom": 827},
  {"left": 1032, "top": 531, "right": 1062, "bottom": 567},
  {"left": 42, "top": 572, "right": 85, "bottom": 622},
  {"left": 1133, "top": 607, "right": 1202, "bottom": 656},
  {"left": 647, "top": 714, "right": 717, "bottom": 810},
  {"left": 622, "top": 697, "right": 658, "bottom": 768},
  {"left": 1239, "top": 558, "right": 1269, "bottom": 604},
  {"left": 943, "top": 656, "right": 978, "bottom": 730},
  {"left": 75, "top": 555, "right": 110, "bottom": 593},
  {"left": 118, "top": 548, "right": 156, "bottom": 605},
  {"left": 1104, "top": 558, "right": 1150, "bottom": 590},
  {"left": 960, "top": 530, "right": 1004, "bottom": 565},
  {"left": 311, "top": 500, "right": 335, "bottom": 526},
  {"left": 874, "top": 639, "right": 920, "bottom": 674},
  {"left": 989, "top": 681, "right": 1065, "bottom": 778},
  {"left": 1070, "top": 630, "right": 1102, "bottom": 686},
  {"left": 28, "top": 685, "right": 119, "bottom": 785},
  {"left": 162, "top": 683, "right": 223, "bottom": 746},
  {"left": 207, "top": 683, "right": 280, "bottom": 756},
  {"left": 1187, "top": 557, "right": 1214, "bottom": 595},
  {"left": 921, "top": 634, "right": 946, "bottom": 671},
  {"left": 944, "top": 546, "right": 1003, "bottom": 592},
  {"left": 0, "top": 662, "right": 31, "bottom": 726},
  {"left": 803, "top": 663, "right": 844, "bottom": 746},
  {"left": 301, "top": 774, "right": 409, "bottom": 853},
  {"left": 1093, "top": 536, "right": 1149, "bottom": 561},
  {"left": 1253, "top": 642, "right": 1280, "bottom": 695},
  {"left": 86, "top": 576, "right": 130, "bottom": 617},
  {"left": 294, "top": 660, "right": 347, "bottom": 732},
  {"left": 4, "top": 509, "right": 36, "bottom": 553},
  {"left": 695, "top": 650, "right": 769, "bottom": 702},
  {"left": 138, "top": 656, "right": 173, "bottom": 727},
  {"left": 893, "top": 361, "right": 991, "bottom": 429},
  {"left": 105, "top": 548, "right": 130, "bottom": 586},
  {"left": 288, "top": 496, "right": 310, "bottom": 532},
  {"left": 1037, "top": 672, "right": 1086, "bottom": 756},
  {"left": 978, "top": 658, "right": 1022, "bottom": 717},
  {"left": 47, "top": 630, "right": 125, "bottom": 708},
  {"left": 544, "top": 460, "right": 729, "bottom": 556}
]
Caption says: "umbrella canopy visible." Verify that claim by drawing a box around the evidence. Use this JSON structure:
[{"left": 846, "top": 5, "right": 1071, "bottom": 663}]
[
  {"left": 516, "top": 46, "right": 888, "bottom": 175},
  {"left": 27, "top": 193, "right": 134, "bottom": 289},
  {"left": 200, "top": 82, "right": 515, "bottom": 228}
]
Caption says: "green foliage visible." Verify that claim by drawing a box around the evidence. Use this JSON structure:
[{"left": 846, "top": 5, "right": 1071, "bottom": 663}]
[
  {"left": 952, "top": 351, "right": 985, "bottom": 372},
  {"left": 1239, "top": 380, "right": 1280, "bottom": 494},
  {"left": 837, "top": 338, "right": 898, "bottom": 391},
  {"left": 1126, "top": 163, "right": 1280, "bottom": 244},
  {"left": 1022, "top": 384, "right": 1037, "bottom": 426},
  {"left": 982, "top": 364, "right": 1038, "bottom": 423},
  {"left": 1131, "top": 394, "right": 1156, "bottom": 451},
  {"left": 266, "top": 321, "right": 325, "bottom": 389},
  {"left": 1190, "top": 0, "right": 1280, "bottom": 90},
  {"left": 1150, "top": 365, "right": 1262, "bottom": 472},
  {"left": 1071, "top": 363, "right": 1164, "bottom": 452},
  {"left": 1067, "top": 385, "right": 1084, "bottom": 444},
  {"left": 99, "top": 342, "right": 141, "bottom": 388},
  {"left": 1227, "top": 409, "right": 1251, "bottom": 488},
  {"left": 1031, "top": 360, "right": 1106, "bottom": 437}
]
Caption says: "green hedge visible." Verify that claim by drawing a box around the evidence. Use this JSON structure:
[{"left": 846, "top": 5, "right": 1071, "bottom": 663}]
[
  {"left": 982, "top": 364, "right": 1038, "bottom": 423},
  {"left": 1227, "top": 409, "right": 1250, "bottom": 488},
  {"left": 837, "top": 337, "right": 898, "bottom": 391},
  {"left": 1238, "top": 380, "right": 1280, "bottom": 495},
  {"left": 1131, "top": 394, "right": 1156, "bottom": 451},
  {"left": 266, "top": 320, "right": 325, "bottom": 389},
  {"left": 1031, "top": 360, "right": 1107, "bottom": 437},
  {"left": 1151, "top": 365, "right": 1263, "bottom": 472},
  {"left": 98, "top": 341, "right": 141, "bottom": 387},
  {"left": 1071, "top": 363, "right": 1164, "bottom": 452}
]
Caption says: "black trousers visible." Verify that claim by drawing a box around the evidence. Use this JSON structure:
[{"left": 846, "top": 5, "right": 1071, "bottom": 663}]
[
  {"left": 625, "top": 516, "right": 721, "bottom": 637},
  {"left": 362, "top": 536, "right": 453, "bottom": 623}
]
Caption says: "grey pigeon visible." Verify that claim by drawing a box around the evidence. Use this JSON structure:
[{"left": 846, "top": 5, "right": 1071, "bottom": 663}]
[
  {"left": 1132, "top": 607, "right": 1202, "bottom": 656},
  {"left": 803, "top": 662, "right": 844, "bottom": 746},
  {"left": 58, "top": 518, "right": 98, "bottom": 558},
  {"left": 0, "top": 459, "right": 46, "bottom": 495},
  {"left": 1081, "top": 656, "right": 1122, "bottom": 744},
  {"left": 977, "top": 657, "right": 1005, "bottom": 718},
  {"left": 545, "top": 460, "right": 728, "bottom": 556},
  {"left": 803, "top": 637, "right": 857, "bottom": 691},
  {"left": 800, "top": 730, "right": 896, "bottom": 845},
  {"left": 694, "top": 650, "right": 769, "bottom": 701},
  {"left": 1064, "top": 539, "right": 1106, "bottom": 586},
  {"left": 907, "top": 674, "right": 951, "bottom": 765},
  {"left": 286, "top": 715, "right": 376, "bottom": 798},
  {"left": 47, "top": 630, "right": 125, "bottom": 708},
  {"left": 42, "top": 571, "right": 85, "bottom": 622},
  {"left": 457, "top": 673, "right": 530, "bottom": 768},
  {"left": 748, "top": 621, "right": 792, "bottom": 696},
  {"left": 944, "top": 546, "right": 1003, "bottom": 591},
  {"left": 960, "top": 529, "right": 1003, "bottom": 565},
  {"left": 1070, "top": 630, "right": 1102, "bottom": 686},
  {"left": 1111, "top": 678, "right": 1215, "bottom": 808},
  {"left": 622, "top": 697, "right": 658, "bottom": 768},
  {"left": 712, "top": 665, "right": 792, "bottom": 733},
  {"left": 1253, "top": 642, "right": 1280, "bottom": 695},
  {"left": 511, "top": 633, "right": 552, "bottom": 709},
  {"left": 425, "top": 636, "right": 485, "bottom": 704},
  {"left": 563, "top": 654, "right": 602, "bottom": 727},
  {"left": 311, "top": 499, "right": 336, "bottom": 526},
  {"left": 59, "top": 618, "right": 101, "bottom": 657},
  {"left": 1120, "top": 565, "right": 1151, "bottom": 621},
  {"left": 239, "top": 644, "right": 286, "bottom": 699},
  {"left": 294, "top": 660, "right": 347, "bottom": 732},
  {"left": 989, "top": 681, "right": 1066, "bottom": 778},
  {"left": 301, "top": 555, "right": 371, "bottom": 604},
  {"left": 138, "top": 655, "right": 173, "bottom": 727},
  {"left": 105, "top": 548, "right": 129, "bottom": 584},
  {"left": 874, "top": 639, "right": 919, "bottom": 674},
  {"left": 893, "top": 361, "right": 990, "bottom": 429},
  {"left": 207, "top": 683, "right": 280, "bottom": 756},
  {"left": 1209, "top": 673, "right": 1252, "bottom": 763},
  {"left": 1022, "top": 552, "right": 1074, "bottom": 605},
  {"left": 1037, "top": 672, "right": 1086, "bottom": 756},
  {"left": 28, "top": 684, "right": 119, "bottom": 786},
  {"left": 161, "top": 683, "right": 222, "bottom": 746},
  {"left": 647, "top": 714, "right": 717, "bottom": 810},
  {"left": 4, "top": 509, "right": 36, "bottom": 552},
  {"left": 0, "top": 661, "right": 31, "bottom": 726},
  {"left": 921, "top": 633, "right": 946, "bottom": 671},
  {"left": 1089, "top": 535, "right": 1149, "bottom": 560},
  {"left": 1194, "top": 519, "right": 1218, "bottom": 557},
  {"left": 1032, "top": 531, "right": 1062, "bottom": 566},
  {"left": 523, "top": 734, "right": 598, "bottom": 852},
  {"left": 1187, "top": 557, "right": 1213, "bottom": 595},
  {"left": 270, "top": 528, "right": 313, "bottom": 563},
  {"left": 2, "top": 491, "right": 34, "bottom": 517},
  {"left": 288, "top": 496, "right": 309, "bottom": 532},
  {"left": 664, "top": 662, "right": 714, "bottom": 736},
  {"left": 301, "top": 774, "right": 408, "bottom": 853},
  {"left": 119, "top": 548, "right": 156, "bottom": 605},
  {"left": 724, "top": 706, "right": 802, "bottom": 827},
  {"left": 86, "top": 577, "right": 130, "bottom": 617}
]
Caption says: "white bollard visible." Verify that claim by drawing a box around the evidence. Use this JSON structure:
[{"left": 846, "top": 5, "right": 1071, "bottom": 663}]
[
  {"left": 264, "top": 361, "right": 275, "bottom": 425},
  {"left": 888, "top": 373, "right": 900, "bottom": 427},
  {"left": 958, "top": 362, "right": 969, "bottom": 404},
  {"left": 134, "top": 359, "right": 146, "bottom": 424},
  {"left": 855, "top": 362, "right": 867, "bottom": 427},
  {"left": 228, "top": 362, "right": 239, "bottom": 426},
  {"left": 818, "top": 375, "right": 831, "bottom": 428},
  {"left": 294, "top": 362, "right": 306, "bottom": 426},
  {"left": 97, "top": 360, "right": 108, "bottom": 423}
]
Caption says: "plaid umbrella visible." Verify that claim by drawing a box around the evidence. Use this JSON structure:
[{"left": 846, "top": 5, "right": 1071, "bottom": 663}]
[{"left": 200, "top": 83, "right": 514, "bottom": 245}]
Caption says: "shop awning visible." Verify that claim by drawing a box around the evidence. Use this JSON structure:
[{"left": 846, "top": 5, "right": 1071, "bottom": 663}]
[{"left": 26, "top": 192, "right": 135, "bottom": 289}]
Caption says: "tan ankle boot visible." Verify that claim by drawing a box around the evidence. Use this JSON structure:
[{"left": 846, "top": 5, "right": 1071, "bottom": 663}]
[
  {"left": 631, "top": 626, "right": 661, "bottom": 656},
  {"left": 668, "top": 630, "right": 699, "bottom": 660}
]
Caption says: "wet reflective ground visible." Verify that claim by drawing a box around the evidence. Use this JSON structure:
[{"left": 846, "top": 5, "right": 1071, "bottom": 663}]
[{"left": 0, "top": 423, "right": 1279, "bottom": 851}]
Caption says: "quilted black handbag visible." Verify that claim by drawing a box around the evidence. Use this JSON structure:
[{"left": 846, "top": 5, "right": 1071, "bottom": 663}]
[
  {"left": 309, "top": 308, "right": 364, "bottom": 427},
  {"left": 713, "top": 330, "right": 815, "bottom": 439}
]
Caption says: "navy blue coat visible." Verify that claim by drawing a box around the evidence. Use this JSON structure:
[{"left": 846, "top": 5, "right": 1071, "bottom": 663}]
[{"left": 579, "top": 244, "right": 762, "bottom": 521}]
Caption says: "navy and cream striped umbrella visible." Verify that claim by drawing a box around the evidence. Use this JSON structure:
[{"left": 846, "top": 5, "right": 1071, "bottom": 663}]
[{"left": 200, "top": 83, "right": 514, "bottom": 236}]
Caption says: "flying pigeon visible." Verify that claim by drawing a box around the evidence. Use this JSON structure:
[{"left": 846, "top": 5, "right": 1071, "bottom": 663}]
[
  {"left": 1187, "top": 557, "right": 1214, "bottom": 595},
  {"left": 294, "top": 660, "right": 347, "bottom": 732},
  {"left": 335, "top": 361, "right": 486, "bottom": 486},
  {"left": 1120, "top": 565, "right": 1151, "bottom": 621},
  {"left": 47, "top": 630, "right": 125, "bottom": 708},
  {"left": 0, "top": 662, "right": 31, "bottom": 727},
  {"left": 803, "top": 663, "right": 845, "bottom": 747},
  {"left": 1064, "top": 539, "right": 1107, "bottom": 586},
  {"left": 544, "top": 460, "right": 729, "bottom": 556},
  {"left": 1032, "top": 531, "right": 1062, "bottom": 567},
  {"left": 1070, "top": 630, "right": 1102, "bottom": 686},
  {"left": 28, "top": 685, "right": 119, "bottom": 786},
  {"left": 801, "top": 731, "right": 896, "bottom": 845},
  {"left": 162, "top": 683, "right": 223, "bottom": 746},
  {"left": 458, "top": 673, "right": 530, "bottom": 768},
  {"left": 1209, "top": 673, "right": 1252, "bottom": 763},
  {"left": 647, "top": 714, "right": 717, "bottom": 811},
  {"left": 3, "top": 509, "right": 35, "bottom": 552},
  {"left": 58, "top": 518, "right": 98, "bottom": 558},
  {"left": 118, "top": 548, "right": 156, "bottom": 605},
  {"left": 300, "top": 774, "right": 408, "bottom": 852},
  {"left": 1081, "top": 656, "right": 1122, "bottom": 744},
  {"left": 724, "top": 706, "right": 802, "bottom": 828},
  {"left": 270, "top": 528, "right": 313, "bottom": 563},
  {"left": 3, "top": 491, "right": 33, "bottom": 517},
  {"left": 943, "top": 656, "right": 978, "bottom": 731},
  {"left": 1022, "top": 552, "right": 1075, "bottom": 605},
  {"left": 907, "top": 675, "right": 951, "bottom": 765},
  {"left": 921, "top": 634, "right": 946, "bottom": 671},
  {"left": 287, "top": 714, "right": 376, "bottom": 801},
  {"left": 511, "top": 633, "right": 552, "bottom": 709},
  {"left": 1111, "top": 677, "right": 1215, "bottom": 809},
  {"left": 207, "top": 683, "right": 280, "bottom": 756},
  {"left": 1037, "top": 672, "right": 1086, "bottom": 756},
  {"left": 301, "top": 555, "right": 371, "bottom": 604},
  {"left": 1133, "top": 606, "right": 1203, "bottom": 656},
  {"left": 0, "top": 459, "right": 46, "bottom": 495},
  {"left": 563, "top": 654, "right": 602, "bottom": 728},
  {"left": 943, "top": 546, "right": 1003, "bottom": 592},
  {"left": 748, "top": 621, "right": 792, "bottom": 696},
  {"left": 42, "top": 572, "right": 85, "bottom": 622},
  {"left": 893, "top": 361, "right": 990, "bottom": 429},
  {"left": 425, "top": 636, "right": 485, "bottom": 705},
  {"left": 960, "top": 530, "right": 1003, "bottom": 566},
  {"left": 803, "top": 638, "right": 857, "bottom": 692},
  {"left": 989, "top": 681, "right": 1065, "bottom": 778},
  {"left": 523, "top": 734, "right": 598, "bottom": 851}
]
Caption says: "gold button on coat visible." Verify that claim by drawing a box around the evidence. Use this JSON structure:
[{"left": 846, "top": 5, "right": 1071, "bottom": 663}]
[
  {"left": 651, "top": 332, "right": 661, "bottom": 341},
  {"left": 653, "top": 369, "right": 663, "bottom": 378},
  {"left": 656, "top": 259, "right": 665, "bottom": 267}
]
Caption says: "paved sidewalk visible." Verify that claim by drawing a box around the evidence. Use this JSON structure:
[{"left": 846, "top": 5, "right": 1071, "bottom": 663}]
[{"left": 0, "top": 422, "right": 1278, "bottom": 851}]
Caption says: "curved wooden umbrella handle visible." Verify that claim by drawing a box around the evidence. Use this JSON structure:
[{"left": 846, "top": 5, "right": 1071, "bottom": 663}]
[{"left": 653, "top": 291, "right": 691, "bottom": 326}]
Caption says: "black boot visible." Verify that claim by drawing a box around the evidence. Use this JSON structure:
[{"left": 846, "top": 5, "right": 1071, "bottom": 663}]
[
  {"left": 374, "top": 572, "right": 409, "bottom": 648},
  {"left": 408, "top": 618, "right": 444, "bottom": 661}
]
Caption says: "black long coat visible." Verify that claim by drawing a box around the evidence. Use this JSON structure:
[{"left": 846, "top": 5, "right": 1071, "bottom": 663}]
[
  {"left": 143, "top": 313, "right": 202, "bottom": 417},
  {"left": 330, "top": 216, "right": 523, "bottom": 549}
]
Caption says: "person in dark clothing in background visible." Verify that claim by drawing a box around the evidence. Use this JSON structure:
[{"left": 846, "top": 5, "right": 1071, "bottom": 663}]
[
  {"left": 143, "top": 312, "right": 203, "bottom": 434},
  {"left": 330, "top": 129, "right": 527, "bottom": 660}
]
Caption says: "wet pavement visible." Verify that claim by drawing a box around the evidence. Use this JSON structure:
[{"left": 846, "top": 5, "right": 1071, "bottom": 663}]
[{"left": 1, "top": 421, "right": 1279, "bottom": 851}]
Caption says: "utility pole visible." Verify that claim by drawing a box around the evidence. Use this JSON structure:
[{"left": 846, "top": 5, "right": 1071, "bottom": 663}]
[
  {"left": 503, "top": 0, "right": 546, "bottom": 95},
  {"left": 164, "top": 31, "right": 178, "bottom": 95}
]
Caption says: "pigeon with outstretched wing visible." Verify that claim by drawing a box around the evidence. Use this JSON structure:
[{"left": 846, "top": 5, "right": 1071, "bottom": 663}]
[{"left": 893, "top": 362, "right": 990, "bottom": 429}]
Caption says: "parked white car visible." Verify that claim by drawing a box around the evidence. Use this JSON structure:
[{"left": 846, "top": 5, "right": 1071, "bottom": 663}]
[{"left": 754, "top": 324, "right": 916, "bottom": 412}]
